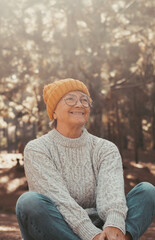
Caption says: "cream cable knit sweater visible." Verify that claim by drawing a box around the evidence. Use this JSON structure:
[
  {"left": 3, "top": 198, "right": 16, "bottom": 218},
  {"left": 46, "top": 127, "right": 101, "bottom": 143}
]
[{"left": 24, "top": 128, "right": 128, "bottom": 240}]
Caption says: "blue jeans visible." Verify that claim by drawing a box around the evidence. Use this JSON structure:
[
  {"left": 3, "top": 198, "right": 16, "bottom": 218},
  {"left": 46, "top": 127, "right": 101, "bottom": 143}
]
[{"left": 16, "top": 182, "right": 155, "bottom": 240}]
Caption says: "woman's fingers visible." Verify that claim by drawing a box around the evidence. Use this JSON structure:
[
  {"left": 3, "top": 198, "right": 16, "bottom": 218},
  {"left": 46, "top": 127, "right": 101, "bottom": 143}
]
[
  {"left": 99, "top": 227, "right": 125, "bottom": 240},
  {"left": 98, "top": 231, "right": 107, "bottom": 240}
]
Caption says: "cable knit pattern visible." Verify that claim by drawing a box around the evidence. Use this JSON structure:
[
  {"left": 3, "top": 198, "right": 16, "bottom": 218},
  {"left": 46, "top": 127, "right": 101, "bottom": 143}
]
[{"left": 24, "top": 128, "right": 128, "bottom": 240}]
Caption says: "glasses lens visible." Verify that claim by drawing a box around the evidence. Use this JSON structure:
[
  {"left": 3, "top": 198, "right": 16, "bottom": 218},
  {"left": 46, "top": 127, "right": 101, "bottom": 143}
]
[
  {"left": 64, "top": 95, "right": 77, "bottom": 106},
  {"left": 80, "top": 96, "right": 90, "bottom": 107}
]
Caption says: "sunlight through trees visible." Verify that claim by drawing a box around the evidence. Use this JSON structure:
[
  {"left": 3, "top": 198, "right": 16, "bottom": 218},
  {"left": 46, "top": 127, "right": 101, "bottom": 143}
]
[{"left": 0, "top": 0, "right": 155, "bottom": 162}]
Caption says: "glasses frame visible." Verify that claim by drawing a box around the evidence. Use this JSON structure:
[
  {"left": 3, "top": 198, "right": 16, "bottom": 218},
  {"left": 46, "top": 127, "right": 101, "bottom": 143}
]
[{"left": 62, "top": 94, "right": 92, "bottom": 108}]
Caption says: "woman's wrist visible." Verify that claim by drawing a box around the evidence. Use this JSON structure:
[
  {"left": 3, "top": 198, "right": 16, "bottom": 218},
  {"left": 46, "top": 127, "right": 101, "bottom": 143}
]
[{"left": 92, "top": 233, "right": 101, "bottom": 240}]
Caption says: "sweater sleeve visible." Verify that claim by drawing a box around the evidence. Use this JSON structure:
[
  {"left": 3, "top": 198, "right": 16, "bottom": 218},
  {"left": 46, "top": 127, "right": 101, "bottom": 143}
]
[
  {"left": 24, "top": 141, "right": 102, "bottom": 240},
  {"left": 96, "top": 141, "right": 128, "bottom": 234}
]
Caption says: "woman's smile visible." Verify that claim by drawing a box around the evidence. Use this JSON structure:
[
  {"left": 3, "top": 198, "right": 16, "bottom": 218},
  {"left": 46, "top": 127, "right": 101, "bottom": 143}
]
[{"left": 69, "top": 111, "right": 85, "bottom": 115}]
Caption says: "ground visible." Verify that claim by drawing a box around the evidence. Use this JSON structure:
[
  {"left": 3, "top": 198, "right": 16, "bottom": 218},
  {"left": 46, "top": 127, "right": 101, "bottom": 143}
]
[{"left": 0, "top": 150, "right": 155, "bottom": 239}]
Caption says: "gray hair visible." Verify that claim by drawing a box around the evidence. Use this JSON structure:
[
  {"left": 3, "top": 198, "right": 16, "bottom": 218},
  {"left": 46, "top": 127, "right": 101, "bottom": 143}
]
[{"left": 49, "top": 119, "right": 57, "bottom": 129}]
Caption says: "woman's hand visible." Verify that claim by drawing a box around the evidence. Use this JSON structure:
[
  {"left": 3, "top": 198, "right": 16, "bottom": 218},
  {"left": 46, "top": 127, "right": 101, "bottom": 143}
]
[{"left": 93, "top": 227, "right": 125, "bottom": 240}]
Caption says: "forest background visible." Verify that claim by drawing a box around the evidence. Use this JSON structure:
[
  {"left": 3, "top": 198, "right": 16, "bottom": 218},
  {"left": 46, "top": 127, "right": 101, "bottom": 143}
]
[
  {"left": 0, "top": 1, "right": 155, "bottom": 238},
  {"left": 0, "top": 0, "right": 155, "bottom": 162}
]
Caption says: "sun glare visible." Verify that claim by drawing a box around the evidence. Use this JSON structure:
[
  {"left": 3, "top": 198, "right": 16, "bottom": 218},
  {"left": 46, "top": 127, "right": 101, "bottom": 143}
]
[{"left": 0, "top": 226, "right": 17, "bottom": 232}]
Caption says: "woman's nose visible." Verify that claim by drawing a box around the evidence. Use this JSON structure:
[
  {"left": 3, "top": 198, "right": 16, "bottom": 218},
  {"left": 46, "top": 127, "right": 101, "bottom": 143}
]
[{"left": 75, "top": 99, "right": 83, "bottom": 107}]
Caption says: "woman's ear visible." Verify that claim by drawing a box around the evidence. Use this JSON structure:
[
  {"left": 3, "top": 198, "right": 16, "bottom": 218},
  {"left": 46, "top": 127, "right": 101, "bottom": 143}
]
[{"left": 53, "top": 111, "right": 57, "bottom": 120}]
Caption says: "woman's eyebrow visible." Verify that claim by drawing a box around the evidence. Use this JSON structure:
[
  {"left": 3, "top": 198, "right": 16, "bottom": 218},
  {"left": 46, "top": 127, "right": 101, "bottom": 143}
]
[
  {"left": 65, "top": 93, "right": 75, "bottom": 97},
  {"left": 65, "top": 93, "right": 87, "bottom": 97}
]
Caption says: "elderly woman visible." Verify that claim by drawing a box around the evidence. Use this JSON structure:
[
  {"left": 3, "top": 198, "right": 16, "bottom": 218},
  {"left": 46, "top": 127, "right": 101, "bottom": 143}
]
[{"left": 16, "top": 78, "right": 155, "bottom": 240}]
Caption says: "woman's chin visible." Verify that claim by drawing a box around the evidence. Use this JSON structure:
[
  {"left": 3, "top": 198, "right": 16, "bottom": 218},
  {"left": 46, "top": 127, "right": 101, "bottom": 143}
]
[{"left": 69, "top": 119, "right": 86, "bottom": 127}]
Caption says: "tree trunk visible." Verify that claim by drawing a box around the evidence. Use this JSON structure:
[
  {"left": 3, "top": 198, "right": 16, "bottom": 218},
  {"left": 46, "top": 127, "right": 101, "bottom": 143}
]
[
  {"left": 115, "top": 96, "right": 122, "bottom": 153},
  {"left": 138, "top": 117, "right": 144, "bottom": 149},
  {"left": 152, "top": 104, "right": 155, "bottom": 149},
  {"left": 132, "top": 89, "right": 139, "bottom": 163}
]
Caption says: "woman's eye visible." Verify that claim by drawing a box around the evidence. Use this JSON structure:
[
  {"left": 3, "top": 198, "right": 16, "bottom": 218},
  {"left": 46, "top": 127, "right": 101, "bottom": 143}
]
[
  {"left": 66, "top": 97, "right": 74, "bottom": 101},
  {"left": 81, "top": 98, "right": 88, "bottom": 102}
]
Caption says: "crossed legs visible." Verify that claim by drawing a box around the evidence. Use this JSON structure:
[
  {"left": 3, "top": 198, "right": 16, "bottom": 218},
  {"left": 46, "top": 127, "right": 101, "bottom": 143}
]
[{"left": 16, "top": 182, "right": 155, "bottom": 240}]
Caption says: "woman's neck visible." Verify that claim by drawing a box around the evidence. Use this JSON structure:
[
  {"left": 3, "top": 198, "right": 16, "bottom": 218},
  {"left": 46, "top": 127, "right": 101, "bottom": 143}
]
[{"left": 56, "top": 125, "right": 83, "bottom": 138}]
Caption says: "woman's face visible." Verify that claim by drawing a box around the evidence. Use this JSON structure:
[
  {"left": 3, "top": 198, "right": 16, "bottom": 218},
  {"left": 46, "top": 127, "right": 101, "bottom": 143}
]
[{"left": 53, "top": 91, "right": 90, "bottom": 130}]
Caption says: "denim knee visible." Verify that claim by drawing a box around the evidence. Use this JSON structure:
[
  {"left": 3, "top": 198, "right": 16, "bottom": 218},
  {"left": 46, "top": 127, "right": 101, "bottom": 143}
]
[
  {"left": 131, "top": 182, "right": 155, "bottom": 214},
  {"left": 126, "top": 182, "right": 155, "bottom": 240},
  {"left": 136, "top": 182, "right": 155, "bottom": 199},
  {"left": 140, "top": 182, "right": 155, "bottom": 209},
  {"left": 16, "top": 191, "right": 49, "bottom": 217}
]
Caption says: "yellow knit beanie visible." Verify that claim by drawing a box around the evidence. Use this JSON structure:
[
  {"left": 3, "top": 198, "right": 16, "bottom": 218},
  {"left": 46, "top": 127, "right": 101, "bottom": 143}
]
[{"left": 43, "top": 78, "right": 90, "bottom": 120}]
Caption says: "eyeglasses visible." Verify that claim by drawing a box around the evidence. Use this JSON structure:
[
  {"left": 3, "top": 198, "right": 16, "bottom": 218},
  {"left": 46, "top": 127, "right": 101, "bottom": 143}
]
[{"left": 62, "top": 94, "right": 92, "bottom": 108}]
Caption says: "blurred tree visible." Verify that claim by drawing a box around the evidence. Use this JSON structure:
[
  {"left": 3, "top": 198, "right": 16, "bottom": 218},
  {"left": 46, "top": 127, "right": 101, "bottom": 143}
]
[{"left": 0, "top": 0, "right": 155, "bottom": 162}]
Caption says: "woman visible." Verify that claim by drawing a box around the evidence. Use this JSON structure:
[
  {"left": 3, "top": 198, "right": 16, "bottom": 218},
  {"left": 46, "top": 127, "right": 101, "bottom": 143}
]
[{"left": 16, "top": 78, "right": 155, "bottom": 240}]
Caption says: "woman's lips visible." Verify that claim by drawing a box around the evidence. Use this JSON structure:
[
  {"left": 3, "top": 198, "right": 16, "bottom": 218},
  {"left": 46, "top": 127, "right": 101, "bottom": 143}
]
[{"left": 70, "top": 111, "right": 84, "bottom": 115}]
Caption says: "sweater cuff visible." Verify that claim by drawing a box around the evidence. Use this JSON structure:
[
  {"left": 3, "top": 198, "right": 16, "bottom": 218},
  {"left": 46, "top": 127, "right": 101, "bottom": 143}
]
[
  {"left": 78, "top": 221, "right": 102, "bottom": 240},
  {"left": 103, "top": 211, "right": 126, "bottom": 234}
]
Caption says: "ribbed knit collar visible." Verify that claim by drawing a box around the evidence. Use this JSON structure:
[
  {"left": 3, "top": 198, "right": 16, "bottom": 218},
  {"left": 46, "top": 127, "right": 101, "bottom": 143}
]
[{"left": 48, "top": 128, "right": 89, "bottom": 148}]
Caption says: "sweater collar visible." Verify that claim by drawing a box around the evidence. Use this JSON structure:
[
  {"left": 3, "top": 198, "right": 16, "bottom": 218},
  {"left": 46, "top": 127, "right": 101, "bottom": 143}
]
[{"left": 48, "top": 128, "right": 89, "bottom": 147}]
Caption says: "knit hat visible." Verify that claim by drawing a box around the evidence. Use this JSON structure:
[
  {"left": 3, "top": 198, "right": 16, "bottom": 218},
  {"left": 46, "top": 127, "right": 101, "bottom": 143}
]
[{"left": 43, "top": 78, "right": 90, "bottom": 120}]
